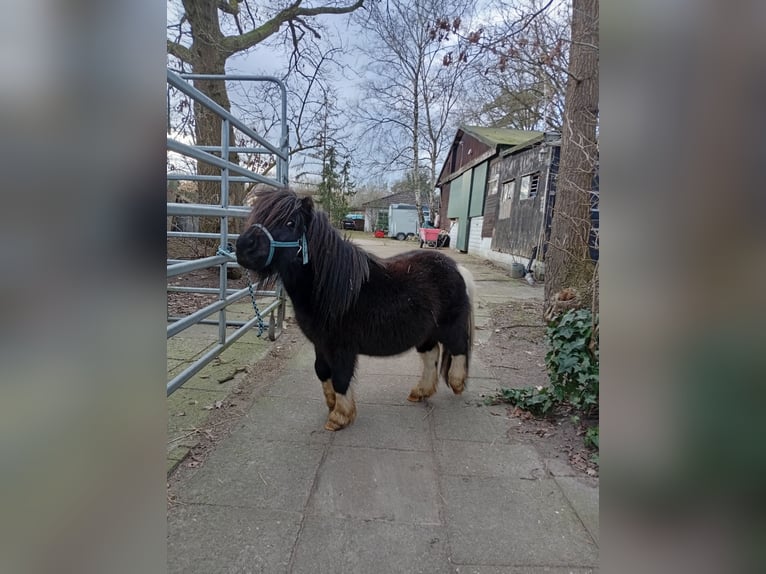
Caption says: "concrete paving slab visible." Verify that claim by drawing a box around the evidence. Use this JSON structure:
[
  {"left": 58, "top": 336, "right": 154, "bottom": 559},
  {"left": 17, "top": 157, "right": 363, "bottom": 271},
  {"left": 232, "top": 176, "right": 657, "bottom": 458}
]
[
  {"left": 263, "top": 370, "right": 325, "bottom": 400},
  {"left": 291, "top": 515, "right": 448, "bottom": 574},
  {"left": 465, "top": 377, "right": 508, "bottom": 398},
  {"left": 180, "top": 439, "right": 325, "bottom": 512},
  {"left": 167, "top": 323, "right": 220, "bottom": 344},
  {"left": 236, "top": 396, "right": 332, "bottom": 445},
  {"left": 436, "top": 440, "right": 546, "bottom": 479},
  {"left": 466, "top": 358, "right": 496, "bottom": 380},
  {"left": 553, "top": 476, "right": 599, "bottom": 545},
  {"left": 167, "top": 388, "right": 232, "bottom": 450},
  {"left": 441, "top": 476, "right": 598, "bottom": 566},
  {"left": 180, "top": 371, "right": 239, "bottom": 393},
  {"left": 167, "top": 504, "right": 301, "bottom": 574},
  {"left": 353, "top": 374, "right": 424, "bottom": 405},
  {"left": 430, "top": 401, "right": 514, "bottom": 444},
  {"left": 308, "top": 446, "right": 441, "bottom": 524},
  {"left": 282, "top": 342, "right": 316, "bottom": 371},
  {"left": 332, "top": 403, "right": 432, "bottom": 451}
]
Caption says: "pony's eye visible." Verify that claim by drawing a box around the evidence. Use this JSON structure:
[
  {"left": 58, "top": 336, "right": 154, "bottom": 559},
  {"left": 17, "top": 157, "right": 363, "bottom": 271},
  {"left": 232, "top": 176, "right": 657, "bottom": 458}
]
[{"left": 286, "top": 220, "right": 295, "bottom": 228}]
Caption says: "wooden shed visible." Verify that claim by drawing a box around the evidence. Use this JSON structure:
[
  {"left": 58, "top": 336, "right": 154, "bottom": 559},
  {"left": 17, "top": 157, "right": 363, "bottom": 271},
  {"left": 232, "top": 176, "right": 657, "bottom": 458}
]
[{"left": 437, "top": 126, "right": 567, "bottom": 272}]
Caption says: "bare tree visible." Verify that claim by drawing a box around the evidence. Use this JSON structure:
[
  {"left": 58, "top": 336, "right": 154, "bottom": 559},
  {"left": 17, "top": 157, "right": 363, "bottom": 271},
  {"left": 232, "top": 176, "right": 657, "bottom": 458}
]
[
  {"left": 464, "top": 0, "right": 570, "bottom": 131},
  {"left": 423, "top": 0, "right": 569, "bottom": 133},
  {"left": 223, "top": 45, "right": 354, "bottom": 190},
  {"left": 167, "top": 0, "right": 365, "bottom": 210},
  {"left": 354, "top": 0, "right": 476, "bottom": 222},
  {"left": 543, "top": 0, "right": 598, "bottom": 310}
]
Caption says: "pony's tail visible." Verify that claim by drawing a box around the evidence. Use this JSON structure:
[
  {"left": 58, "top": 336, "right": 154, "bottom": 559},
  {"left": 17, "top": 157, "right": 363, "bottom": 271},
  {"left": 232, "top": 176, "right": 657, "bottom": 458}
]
[
  {"left": 439, "top": 345, "right": 452, "bottom": 384},
  {"left": 440, "top": 265, "right": 476, "bottom": 383},
  {"left": 459, "top": 265, "right": 476, "bottom": 372}
]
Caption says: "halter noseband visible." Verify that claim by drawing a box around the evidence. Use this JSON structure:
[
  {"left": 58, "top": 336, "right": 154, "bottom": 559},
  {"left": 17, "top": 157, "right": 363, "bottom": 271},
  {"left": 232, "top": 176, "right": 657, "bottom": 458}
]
[{"left": 250, "top": 223, "right": 309, "bottom": 266}]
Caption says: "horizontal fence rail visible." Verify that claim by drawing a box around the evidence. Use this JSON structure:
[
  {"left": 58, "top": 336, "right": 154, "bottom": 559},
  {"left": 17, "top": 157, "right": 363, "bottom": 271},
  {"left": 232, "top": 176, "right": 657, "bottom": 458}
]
[{"left": 167, "top": 70, "right": 289, "bottom": 396}]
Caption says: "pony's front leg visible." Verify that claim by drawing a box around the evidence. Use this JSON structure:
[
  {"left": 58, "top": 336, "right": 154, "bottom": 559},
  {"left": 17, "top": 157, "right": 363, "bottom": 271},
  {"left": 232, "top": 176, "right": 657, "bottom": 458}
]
[
  {"left": 408, "top": 341, "right": 440, "bottom": 402},
  {"left": 314, "top": 351, "right": 335, "bottom": 411},
  {"left": 324, "top": 355, "right": 357, "bottom": 431}
]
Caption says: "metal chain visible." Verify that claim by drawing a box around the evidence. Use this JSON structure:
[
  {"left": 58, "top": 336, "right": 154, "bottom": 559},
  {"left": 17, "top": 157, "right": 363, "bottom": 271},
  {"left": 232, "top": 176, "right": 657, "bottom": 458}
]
[
  {"left": 216, "top": 246, "right": 266, "bottom": 337},
  {"left": 244, "top": 269, "right": 266, "bottom": 337}
]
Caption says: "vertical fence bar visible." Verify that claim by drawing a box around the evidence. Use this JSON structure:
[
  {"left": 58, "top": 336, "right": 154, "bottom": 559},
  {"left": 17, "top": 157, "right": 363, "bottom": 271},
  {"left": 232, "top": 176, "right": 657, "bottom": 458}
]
[{"left": 219, "top": 117, "right": 230, "bottom": 345}]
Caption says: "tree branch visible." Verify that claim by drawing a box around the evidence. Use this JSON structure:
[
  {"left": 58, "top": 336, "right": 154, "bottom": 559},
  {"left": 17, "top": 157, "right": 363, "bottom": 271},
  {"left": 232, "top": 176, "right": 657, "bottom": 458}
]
[
  {"left": 222, "top": 0, "right": 364, "bottom": 57},
  {"left": 167, "top": 40, "right": 193, "bottom": 64},
  {"left": 218, "top": 0, "right": 240, "bottom": 15}
]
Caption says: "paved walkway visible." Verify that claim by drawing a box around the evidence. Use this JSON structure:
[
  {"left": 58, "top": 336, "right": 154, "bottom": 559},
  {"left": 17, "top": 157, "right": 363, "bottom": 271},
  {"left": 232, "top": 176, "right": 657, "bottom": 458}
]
[{"left": 167, "top": 239, "right": 599, "bottom": 573}]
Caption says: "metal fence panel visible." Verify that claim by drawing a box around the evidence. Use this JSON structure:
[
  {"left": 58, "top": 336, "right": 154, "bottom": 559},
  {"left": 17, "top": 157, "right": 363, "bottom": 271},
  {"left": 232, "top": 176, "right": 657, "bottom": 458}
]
[{"left": 166, "top": 71, "right": 289, "bottom": 395}]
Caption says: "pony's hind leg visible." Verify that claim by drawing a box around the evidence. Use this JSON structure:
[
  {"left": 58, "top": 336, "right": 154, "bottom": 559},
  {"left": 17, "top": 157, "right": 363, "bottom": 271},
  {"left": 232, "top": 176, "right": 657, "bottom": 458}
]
[
  {"left": 447, "top": 354, "right": 468, "bottom": 395},
  {"left": 324, "top": 355, "right": 357, "bottom": 431},
  {"left": 444, "top": 266, "right": 474, "bottom": 395},
  {"left": 408, "top": 342, "right": 440, "bottom": 402}
]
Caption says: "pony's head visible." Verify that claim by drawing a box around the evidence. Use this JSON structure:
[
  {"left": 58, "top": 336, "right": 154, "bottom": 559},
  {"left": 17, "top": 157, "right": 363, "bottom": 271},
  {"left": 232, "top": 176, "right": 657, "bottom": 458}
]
[{"left": 236, "top": 188, "right": 314, "bottom": 275}]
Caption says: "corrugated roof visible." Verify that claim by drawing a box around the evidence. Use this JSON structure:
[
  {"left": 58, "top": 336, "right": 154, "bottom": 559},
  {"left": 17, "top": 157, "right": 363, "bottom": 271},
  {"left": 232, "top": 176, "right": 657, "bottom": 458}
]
[
  {"left": 436, "top": 126, "right": 559, "bottom": 186},
  {"left": 356, "top": 189, "right": 430, "bottom": 209},
  {"left": 460, "top": 125, "right": 545, "bottom": 148}
]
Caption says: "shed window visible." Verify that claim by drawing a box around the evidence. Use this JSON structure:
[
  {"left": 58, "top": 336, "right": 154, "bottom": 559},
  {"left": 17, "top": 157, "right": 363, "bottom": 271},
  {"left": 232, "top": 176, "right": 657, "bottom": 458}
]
[
  {"left": 488, "top": 175, "right": 499, "bottom": 195},
  {"left": 502, "top": 179, "right": 515, "bottom": 202},
  {"left": 519, "top": 172, "right": 540, "bottom": 200},
  {"left": 499, "top": 179, "right": 515, "bottom": 219}
]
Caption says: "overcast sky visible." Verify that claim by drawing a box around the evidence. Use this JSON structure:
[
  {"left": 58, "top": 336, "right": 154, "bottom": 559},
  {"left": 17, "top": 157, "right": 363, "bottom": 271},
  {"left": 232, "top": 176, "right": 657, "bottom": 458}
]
[{"left": 166, "top": 0, "right": 504, "bottom": 185}]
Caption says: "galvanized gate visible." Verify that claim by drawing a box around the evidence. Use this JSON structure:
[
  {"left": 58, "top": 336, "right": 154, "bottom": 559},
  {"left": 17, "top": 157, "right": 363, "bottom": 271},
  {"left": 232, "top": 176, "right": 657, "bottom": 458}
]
[{"left": 166, "top": 70, "right": 289, "bottom": 396}]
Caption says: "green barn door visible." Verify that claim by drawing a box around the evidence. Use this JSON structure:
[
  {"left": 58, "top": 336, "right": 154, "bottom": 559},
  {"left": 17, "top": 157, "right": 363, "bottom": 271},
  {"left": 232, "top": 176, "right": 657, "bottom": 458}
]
[
  {"left": 447, "top": 172, "right": 472, "bottom": 251},
  {"left": 446, "top": 164, "right": 487, "bottom": 252}
]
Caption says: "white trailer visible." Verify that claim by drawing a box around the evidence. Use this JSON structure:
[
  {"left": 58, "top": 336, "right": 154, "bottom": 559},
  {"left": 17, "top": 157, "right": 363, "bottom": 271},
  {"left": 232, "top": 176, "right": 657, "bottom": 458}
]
[{"left": 387, "top": 203, "right": 420, "bottom": 240}]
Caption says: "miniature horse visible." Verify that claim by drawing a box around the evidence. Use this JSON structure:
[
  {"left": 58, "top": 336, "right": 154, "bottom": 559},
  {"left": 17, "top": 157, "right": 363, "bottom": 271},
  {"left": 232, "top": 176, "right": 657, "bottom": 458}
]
[{"left": 236, "top": 188, "right": 475, "bottom": 431}]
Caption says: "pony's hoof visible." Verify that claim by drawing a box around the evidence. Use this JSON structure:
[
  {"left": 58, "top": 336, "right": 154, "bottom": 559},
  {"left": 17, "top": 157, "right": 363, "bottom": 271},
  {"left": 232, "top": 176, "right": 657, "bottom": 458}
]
[
  {"left": 448, "top": 380, "right": 465, "bottom": 394},
  {"left": 407, "top": 392, "right": 423, "bottom": 402},
  {"left": 324, "top": 391, "right": 356, "bottom": 431},
  {"left": 324, "top": 414, "right": 353, "bottom": 431},
  {"left": 324, "top": 420, "right": 342, "bottom": 431}
]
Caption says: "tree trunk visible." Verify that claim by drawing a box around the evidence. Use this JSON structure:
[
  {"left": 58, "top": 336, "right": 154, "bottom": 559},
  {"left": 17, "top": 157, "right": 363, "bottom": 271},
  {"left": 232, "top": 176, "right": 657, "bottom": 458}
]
[
  {"left": 544, "top": 0, "right": 599, "bottom": 311},
  {"left": 171, "top": 0, "right": 366, "bottom": 228},
  {"left": 183, "top": 0, "right": 245, "bottom": 237},
  {"left": 412, "top": 71, "right": 423, "bottom": 224},
  {"left": 429, "top": 155, "right": 437, "bottom": 222}
]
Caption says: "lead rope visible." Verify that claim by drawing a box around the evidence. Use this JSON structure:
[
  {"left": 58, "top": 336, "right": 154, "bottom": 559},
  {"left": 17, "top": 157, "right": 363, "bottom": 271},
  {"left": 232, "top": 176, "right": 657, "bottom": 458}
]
[{"left": 216, "top": 245, "right": 267, "bottom": 337}]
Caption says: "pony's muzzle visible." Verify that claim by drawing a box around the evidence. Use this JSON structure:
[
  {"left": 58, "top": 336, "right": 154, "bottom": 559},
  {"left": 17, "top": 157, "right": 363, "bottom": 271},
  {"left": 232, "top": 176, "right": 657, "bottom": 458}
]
[{"left": 235, "top": 226, "right": 268, "bottom": 270}]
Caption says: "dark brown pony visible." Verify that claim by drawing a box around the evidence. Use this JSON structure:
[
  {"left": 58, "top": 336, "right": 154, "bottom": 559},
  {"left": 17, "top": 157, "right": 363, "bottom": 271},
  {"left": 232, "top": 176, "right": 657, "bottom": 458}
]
[{"left": 236, "top": 188, "right": 474, "bottom": 431}]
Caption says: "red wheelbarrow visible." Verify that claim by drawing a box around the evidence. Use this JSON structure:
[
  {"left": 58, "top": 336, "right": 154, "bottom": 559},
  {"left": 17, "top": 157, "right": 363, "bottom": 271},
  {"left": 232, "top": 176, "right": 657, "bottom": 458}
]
[{"left": 419, "top": 227, "right": 442, "bottom": 248}]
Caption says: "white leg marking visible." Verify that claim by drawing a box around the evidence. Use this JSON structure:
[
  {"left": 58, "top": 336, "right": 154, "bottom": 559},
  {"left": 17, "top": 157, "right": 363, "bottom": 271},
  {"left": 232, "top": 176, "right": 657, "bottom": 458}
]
[
  {"left": 321, "top": 379, "right": 336, "bottom": 411},
  {"left": 408, "top": 347, "right": 440, "bottom": 401},
  {"left": 448, "top": 354, "right": 467, "bottom": 394}
]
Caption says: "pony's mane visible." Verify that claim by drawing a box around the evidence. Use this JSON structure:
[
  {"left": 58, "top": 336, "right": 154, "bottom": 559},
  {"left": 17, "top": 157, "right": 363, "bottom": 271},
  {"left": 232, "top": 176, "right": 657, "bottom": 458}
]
[
  {"left": 307, "top": 208, "right": 372, "bottom": 328},
  {"left": 249, "top": 188, "right": 372, "bottom": 328},
  {"left": 246, "top": 188, "right": 303, "bottom": 230}
]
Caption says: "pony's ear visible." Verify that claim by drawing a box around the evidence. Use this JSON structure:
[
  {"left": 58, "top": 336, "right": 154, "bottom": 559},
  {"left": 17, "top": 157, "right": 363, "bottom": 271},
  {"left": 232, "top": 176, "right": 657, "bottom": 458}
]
[{"left": 300, "top": 196, "right": 314, "bottom": 215}]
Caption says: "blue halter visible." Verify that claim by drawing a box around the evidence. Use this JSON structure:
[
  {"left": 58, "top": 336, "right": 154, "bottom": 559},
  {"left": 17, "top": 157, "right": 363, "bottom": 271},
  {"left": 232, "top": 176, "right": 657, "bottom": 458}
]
[{"left": 250, "top": 223, "right": 309, "bottom": 266}]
